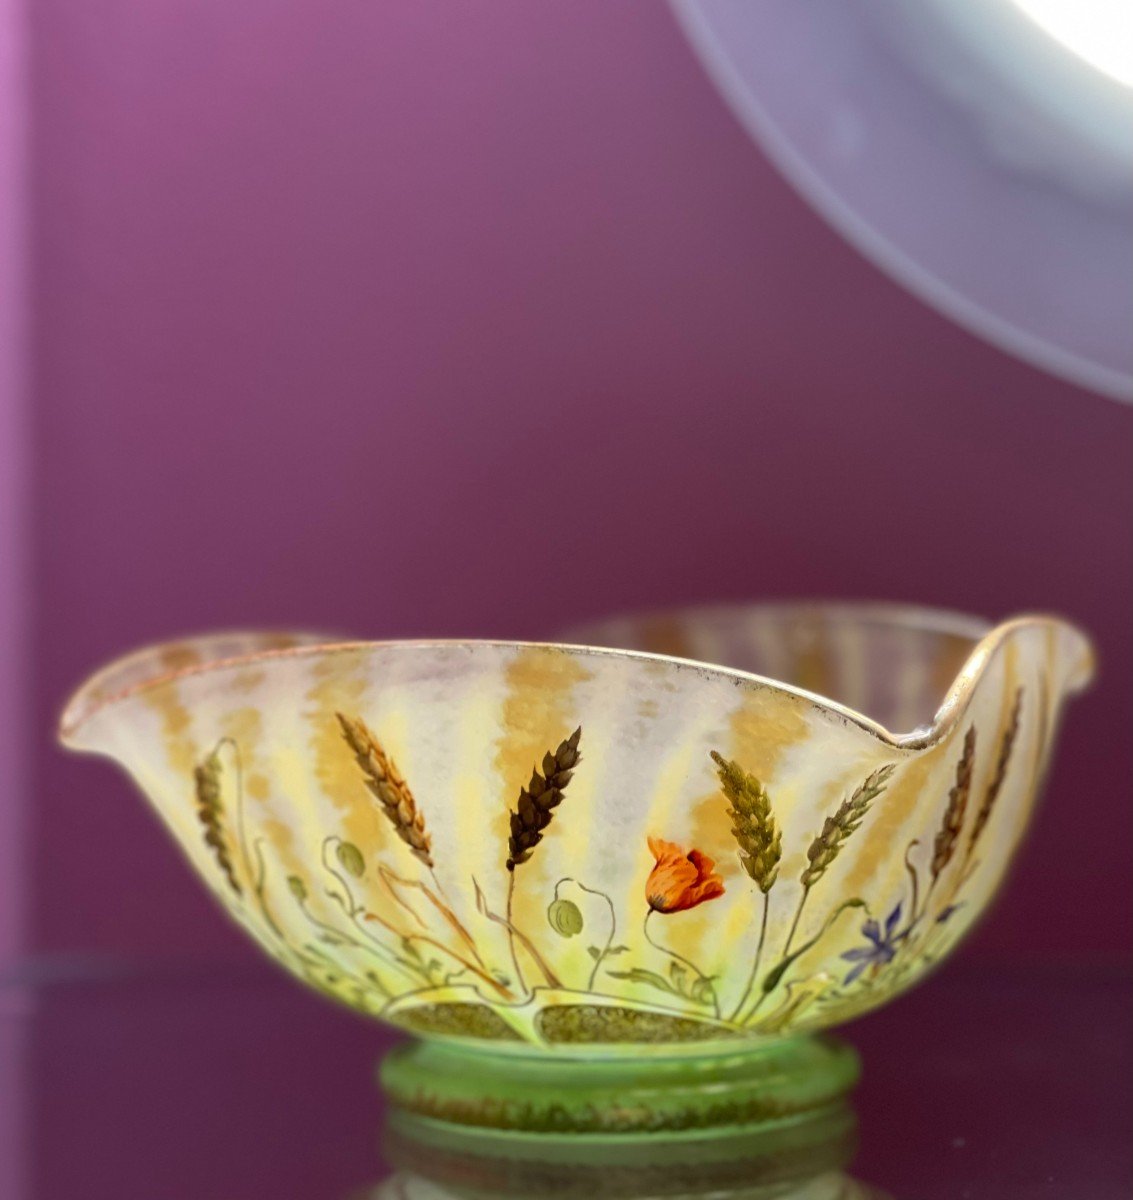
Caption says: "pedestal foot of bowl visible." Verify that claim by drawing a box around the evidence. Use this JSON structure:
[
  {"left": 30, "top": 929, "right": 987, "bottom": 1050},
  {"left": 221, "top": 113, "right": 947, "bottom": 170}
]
[{"left": 379, "top": 1034, "right": 860, "bottom": 1152}]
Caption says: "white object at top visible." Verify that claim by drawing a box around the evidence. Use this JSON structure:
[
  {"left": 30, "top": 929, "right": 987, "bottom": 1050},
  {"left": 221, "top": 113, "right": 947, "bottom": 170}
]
[
  {"left": 1011, "top": 0, "right": 1133, "bottom": 89},
  {"left": 671, "top": 0, "right": 1133, "bottom": 402}
]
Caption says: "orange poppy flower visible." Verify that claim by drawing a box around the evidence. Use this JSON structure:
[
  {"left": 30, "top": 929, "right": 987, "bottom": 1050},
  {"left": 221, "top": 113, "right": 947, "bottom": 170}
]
[{"left": 645, "top": 836, "right": 726, "bottom": 913}]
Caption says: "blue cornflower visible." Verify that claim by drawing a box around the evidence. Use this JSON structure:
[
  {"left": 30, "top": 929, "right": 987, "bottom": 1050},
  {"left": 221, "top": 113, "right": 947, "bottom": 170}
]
[{"left": 841, "top": 902, "right": 908, "bottom": 985}]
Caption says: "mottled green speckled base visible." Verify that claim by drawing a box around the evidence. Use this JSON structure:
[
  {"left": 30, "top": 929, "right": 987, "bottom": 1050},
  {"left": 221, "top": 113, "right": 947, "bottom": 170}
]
[{"left": 380, "top": 1035, "right": 860, "bottom": 1150}]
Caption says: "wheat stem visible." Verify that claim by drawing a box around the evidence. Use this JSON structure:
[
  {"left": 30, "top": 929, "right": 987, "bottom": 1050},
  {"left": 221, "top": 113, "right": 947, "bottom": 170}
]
[
  {"left": 295, "top": 893, "right": 410, "bottom": 988},
  {"left": 222, "top": 739, "right": 286, "bottom": 944},
  {"left": 361, "top": 902, "right": 514, "bottom": 1000},
  {"left": 475, "top": 876, "right": 561, "bottom": 991},
  {"left": 783, "top": 886, "right": 811, "bottom": 958},
  {"left": 377, "top": 864, "right": 485, "bottom": 967},
  {"left": 728, "top": 890, "right": 770, "bottom": 1022},
  {"left": 505, "top": 870, "right": 527, "bottom": 995},
  {"left": 498, "top": 728, "right": 581, "bottom": 995},
  {"left": 711, "top": 752, "right": 782, "bottom": 1021}
]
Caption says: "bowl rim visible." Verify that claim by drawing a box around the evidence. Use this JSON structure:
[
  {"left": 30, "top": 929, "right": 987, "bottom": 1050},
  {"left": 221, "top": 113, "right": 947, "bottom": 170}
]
[{"left": 57, "top": 601, "right": 1093, "bottom": 753}]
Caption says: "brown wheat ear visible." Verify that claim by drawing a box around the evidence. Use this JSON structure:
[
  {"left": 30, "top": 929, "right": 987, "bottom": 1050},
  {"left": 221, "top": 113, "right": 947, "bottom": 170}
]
[
  {"left": 336, "top": 713, "right": 434, "bottom": 869},
  {"left": 801, "top": 763, "right": 896, "bottom": 889},
  {"left": 931, "top": 725, "right": 977, "bottom": 881},
  {"left": 968, "top": 690, "right": 1023, "bottom": 854},
  {"left": 506, "top": 727, "right": 582, "bottom": 871},
  {"left": 711, "top": 751, "right": 781, "bottom": 892},
  {"left": 194, "top": 750, "right": 242, "bottom": 896}
]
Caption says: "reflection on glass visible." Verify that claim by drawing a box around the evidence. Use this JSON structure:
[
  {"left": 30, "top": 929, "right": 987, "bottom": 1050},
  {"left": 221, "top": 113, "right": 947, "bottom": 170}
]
[
  {"left": 366, "top": 1173, "right": 884, "bottom": 1199},
  {"left": 353, "top": 1106, "right": 892, "bottom": 1199}
]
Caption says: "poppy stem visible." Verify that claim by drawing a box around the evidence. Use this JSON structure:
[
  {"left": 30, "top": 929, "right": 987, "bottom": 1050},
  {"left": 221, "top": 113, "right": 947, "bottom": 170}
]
[
  {"left": 643, "top": 909, "right": 720, "bottom": 1020},
  {"left": 728, "top": 889, "right": 769, "bottom": 1023},
  {"left": 559, "top": 877, "right": 618, "bottom": 991}
]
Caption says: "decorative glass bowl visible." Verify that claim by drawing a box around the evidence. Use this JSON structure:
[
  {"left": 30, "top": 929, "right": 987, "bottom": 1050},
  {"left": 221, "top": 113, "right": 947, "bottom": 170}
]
[{"left": 59, "top": 603, "right": 1092, "bottom": 1143}]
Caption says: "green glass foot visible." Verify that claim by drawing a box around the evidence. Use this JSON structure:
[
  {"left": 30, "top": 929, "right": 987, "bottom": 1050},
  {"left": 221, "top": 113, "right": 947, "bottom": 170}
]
[
  {"left": 383, "top": 1106, "right": 864, "bottom": 1197},
  {"left": 380, "top": 1035, "right": 860, "bottom": 1151}
]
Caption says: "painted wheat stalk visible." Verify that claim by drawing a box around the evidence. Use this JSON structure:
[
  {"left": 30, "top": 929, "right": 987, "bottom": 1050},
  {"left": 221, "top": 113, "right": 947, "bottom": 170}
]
[
  {"left": 503, "top": 727, "right": 581, "bottom": 994},
  {"left": 194, "top": 750, "right": 242, "bottom": 896},
  {"left": 506, "top": 727, "right": 582, "bottom": 871},
  {"left": 712, "top": 752, "right": 782, "bottom": 893},
  {"left": 801, "top": 764, "right": 896, "bottom": 890},
  {"left": 711, "top": 751, "right": 782, "bottom": 1021},
  {"left": 967, "top": 691, "right": 1022, "bottom": 856},
  {"left": 931, "top": 725, "right": 977, "bottom": 884},
  {"left": 785, "top": 763, "right": 896, "bottom": 955},
  {"left": 336, "top": 713, "right": 434, "bottom": 869}
]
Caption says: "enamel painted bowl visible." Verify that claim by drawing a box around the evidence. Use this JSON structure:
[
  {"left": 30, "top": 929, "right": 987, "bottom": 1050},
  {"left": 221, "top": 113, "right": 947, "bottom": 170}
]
[{"left": 59, "top": 604, "right": 1092, "bottom": 1142}]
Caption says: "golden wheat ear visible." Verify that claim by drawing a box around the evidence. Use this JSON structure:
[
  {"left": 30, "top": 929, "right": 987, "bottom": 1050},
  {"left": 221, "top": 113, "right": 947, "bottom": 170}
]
[
  {"left": 711, "top": 751, "right": 782, "bottom": 894},
  {"left": 931, "top": 726, "right": 977, "bottom": 882},
  {"left": 194, "top": 748, "right": 242, "bottom": 896},
  {"left": 801, "top": 763, "right": 896, "bottom": 889},
  {"left": 336, "top": 713, "right": 434, "bottom": 869},
  {"left": 506, "top": 727, "right": 581, "bottom": 871},
  {"left": 968, "top": 691, "right": 1022, "bottom": 855}
]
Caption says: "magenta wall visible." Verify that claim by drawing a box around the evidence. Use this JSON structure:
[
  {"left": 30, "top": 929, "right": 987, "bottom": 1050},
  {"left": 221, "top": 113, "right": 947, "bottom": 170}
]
[
  {"left": 2, "top": 0, "right": 28, "bottom": 969},
  {"left": 2, "top": 0, "right": 30, "bottom": 1190},
  {"left": 26, "top": 1, "right": 1132, "bottom": 968}
]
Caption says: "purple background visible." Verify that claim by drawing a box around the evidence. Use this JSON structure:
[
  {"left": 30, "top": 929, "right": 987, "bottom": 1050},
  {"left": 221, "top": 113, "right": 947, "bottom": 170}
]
[{"left": 5, "top": 0, "right": 1131, "bottom": 972}]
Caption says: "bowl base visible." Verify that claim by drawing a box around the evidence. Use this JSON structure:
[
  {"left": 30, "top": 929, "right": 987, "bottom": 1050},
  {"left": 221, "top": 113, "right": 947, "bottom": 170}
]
[
  {"left": 379, "top": 1034, "right": 860, "bottom": 1151},
  {"left": 382, "top": 1109, "right": 870, "bottom": 1198}
]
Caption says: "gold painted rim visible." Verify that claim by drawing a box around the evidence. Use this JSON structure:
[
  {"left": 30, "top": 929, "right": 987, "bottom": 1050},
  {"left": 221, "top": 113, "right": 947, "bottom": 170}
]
[{"left": 57, "top": 602, "right": 1094, "bottom": 752}]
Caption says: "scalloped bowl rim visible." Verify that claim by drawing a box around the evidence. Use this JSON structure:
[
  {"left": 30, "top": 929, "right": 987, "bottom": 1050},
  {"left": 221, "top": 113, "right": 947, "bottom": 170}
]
[{"left": 58, "top": 601, "right": 1094, "bottom": 754}]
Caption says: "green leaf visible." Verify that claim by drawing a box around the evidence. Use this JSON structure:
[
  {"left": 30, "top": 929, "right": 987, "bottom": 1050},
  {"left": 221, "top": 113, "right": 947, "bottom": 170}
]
[
  {"left": 761, "top": 957, "right": 793, "bottom": 995},
  {"left": 589, "top": 943, "right": 629, "bottom": 962},
  {"left": 607, "top": 967, "right": 681, "bottom": 998},
  {"left": 335, "top": 841, "right": 366, "bottom": 878},
  {"left": 690, "top": 976, "right": 717, "bottom": 1006},
  {"left": 762, "top": 899, "right": 868, "bottom": 994},
  {"left": 547, "top": 897, "right": 584, "bottom": 937}
]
